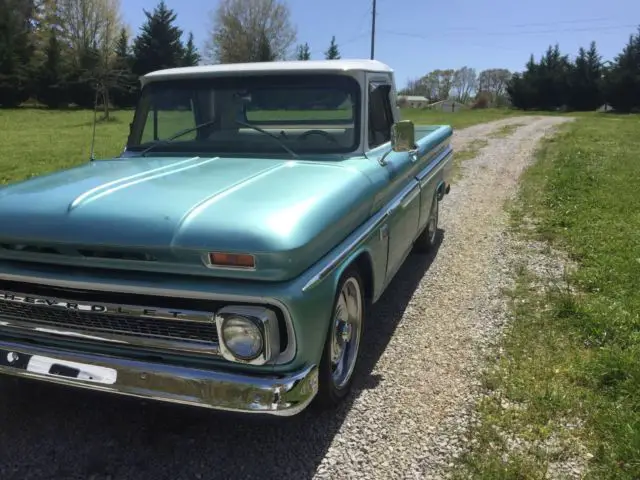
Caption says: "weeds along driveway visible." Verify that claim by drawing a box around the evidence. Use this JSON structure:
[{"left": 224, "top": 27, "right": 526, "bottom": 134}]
[{"left": 0, "top": 116, "right": 572, "bottom": 480}]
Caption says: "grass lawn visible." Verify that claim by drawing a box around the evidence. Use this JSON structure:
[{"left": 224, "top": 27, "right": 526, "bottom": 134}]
[
  {"left": 0, "top": 109, "right": 132, "bottom": 185},
  {"left": 457, "top": 114, "right": 640, "bottom": 478}
]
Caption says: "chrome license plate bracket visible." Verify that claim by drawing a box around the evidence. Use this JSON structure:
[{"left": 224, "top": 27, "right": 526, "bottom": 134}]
[{"left": 0, "top": 348, "right": 117, "bottom": 385}]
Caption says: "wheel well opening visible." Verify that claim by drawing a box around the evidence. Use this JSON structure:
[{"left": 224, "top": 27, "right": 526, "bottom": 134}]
[{"left": 353, "top": 253, "right": 374, "bottom": 301}]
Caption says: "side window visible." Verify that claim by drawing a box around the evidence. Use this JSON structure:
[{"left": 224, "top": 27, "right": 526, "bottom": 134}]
[{"left": 368, "top": 83, "right": 394, "bottom": 149}]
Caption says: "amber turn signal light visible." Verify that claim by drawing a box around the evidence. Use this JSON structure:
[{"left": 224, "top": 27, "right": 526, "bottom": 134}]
[{"left": 207, "top": 252, "right": 256, "bottom": 269}]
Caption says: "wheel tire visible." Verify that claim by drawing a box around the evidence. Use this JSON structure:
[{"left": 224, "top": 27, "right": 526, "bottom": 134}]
[
  {"left": 414, "top": 195, "right": 439, "bottom": 254},
  {"left": 314, "top": 265, "right": 367, "bottom": 409}
]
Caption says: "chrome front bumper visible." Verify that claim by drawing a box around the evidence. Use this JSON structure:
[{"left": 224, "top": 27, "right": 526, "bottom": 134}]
[{"left": 0, "top": 339, "right": 318, "bottom": 416}]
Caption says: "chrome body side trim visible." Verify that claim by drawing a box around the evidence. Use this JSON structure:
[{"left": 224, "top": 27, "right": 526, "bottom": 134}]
[
  {"left": 417, "top": 146, "right": 452, "bottom": 187},
  {"left": 400, "top": 183, "right": 420, "bottom": 209},
  {"left": 302, "top": 143, "right": 452, "bottom": 292},
  {"left": 0, "top": 339, "right": 318, "bottom": 416}
]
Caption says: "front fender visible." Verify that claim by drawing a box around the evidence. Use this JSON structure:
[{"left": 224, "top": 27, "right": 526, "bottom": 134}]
[{"left": 284, "top": 207, "right": 390, "bottom": 366}]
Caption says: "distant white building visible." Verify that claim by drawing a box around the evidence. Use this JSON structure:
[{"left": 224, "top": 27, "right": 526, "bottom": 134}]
[
  {"left": 596, "top": 103, "right": 614, "bottom": 112},
  {"left": 426, "top": 100, "right": 468, "bottom": 112},
  {"left": 397, "top": 95, "right": 429, "bottom": 108}
]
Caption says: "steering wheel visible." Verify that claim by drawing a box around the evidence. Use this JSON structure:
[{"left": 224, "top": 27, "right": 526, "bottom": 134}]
[{"left": 298, "top": 129, "right": 339, "bottom": 144}]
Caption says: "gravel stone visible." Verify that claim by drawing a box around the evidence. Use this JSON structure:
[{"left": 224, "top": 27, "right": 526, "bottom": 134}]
[{"left": 0, "top": 116, "right": 572, "bottom": 480}]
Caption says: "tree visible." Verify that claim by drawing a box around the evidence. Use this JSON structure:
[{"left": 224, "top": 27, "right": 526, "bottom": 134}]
[
  {"left": 452, "top": 67, "right": 477, "bottom": 103},
  {"left": 567, "top": 42, "right": 604, "bottom": 111},
  {"left": 67, "top": 45, "right": 100, "bottom": 108},
  {"left": 132, "top": 0, "right": 185, "bottom": 76},
  {"left": 507, "top": 54, "right": 540, "bottom": 110},
  {"left": 57, "top": 0, "right": 122, "bottom": 66},
  {"left": 93, "top": 0, "right": 122, "bottom": 118},
  {"left": 507, "top": 45, "right": 574, "bottom": 110},
  {"left": 0, "top": 0, "right": 36, "bottom": 107},
  {"left": 55, "top": 0, "right": 123, "bottom": 111},
  {"left": 31, "top": 0, "right": 63, "bottom": 65},
  {"left": 399, "top": 76, "right": 428, "bottom": 97},
  {"left": 110, "top": 27, "right": 138, "bottom": 108},
  {"left": 400, "top": 69, "right": 456, "bottom": 103},
  {"left": 603, "top": 27, "right": 640, "bottom": 112},
  {"left": 478, "top": 68, "right": 512, "bottom": 107},
  {"left": 325, "top": 36, "right": 340, "bottom": 60},
  {"left": 36, "top": 28, "right": 69, "bottom": 107},
  {"left": 182, "top": 31, "right": 200, "bottom": 66},
  {"left": 435, "top": 69, "right": 455, "bottom": 99},
  {"left": 296, "top": 42, "right": 311, "bottom": 60},
  {"left": 205, "top": 0, "right": 296, "bottom": 64},
  {"left": 255, "top": 30, "right": 275, "bottom": 61}
]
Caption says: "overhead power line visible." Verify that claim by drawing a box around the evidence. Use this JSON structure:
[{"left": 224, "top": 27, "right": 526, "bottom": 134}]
[
  {"left": 417, "top": 16, "right": 634, "bottom": 33},
  {"left": 380, "top": 24, "right": 637, "bottom": 39}
]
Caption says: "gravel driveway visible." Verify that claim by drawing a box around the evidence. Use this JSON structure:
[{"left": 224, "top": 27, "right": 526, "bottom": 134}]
[{"left": 0, "top": 116, "right": 571, "bottom": 480}]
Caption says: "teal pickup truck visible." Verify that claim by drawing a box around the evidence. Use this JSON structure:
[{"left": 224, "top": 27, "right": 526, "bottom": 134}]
[{"left": 0, "top": 59, "right": 453, "bottom": 416}]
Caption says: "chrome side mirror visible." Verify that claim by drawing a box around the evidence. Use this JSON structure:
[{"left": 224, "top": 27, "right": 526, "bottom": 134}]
[{"left": 391, "top": 120, "right": 416, "bottom": 152}]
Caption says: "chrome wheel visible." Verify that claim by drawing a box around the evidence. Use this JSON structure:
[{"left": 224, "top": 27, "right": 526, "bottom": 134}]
[{"left": 330, "top": 277, "right": 363, "bottom": 389}]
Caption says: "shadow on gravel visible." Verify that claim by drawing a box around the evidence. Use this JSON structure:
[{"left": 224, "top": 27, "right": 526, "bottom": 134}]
[{"left": 0, "top": 231, "right": 444, "bottom": 480}]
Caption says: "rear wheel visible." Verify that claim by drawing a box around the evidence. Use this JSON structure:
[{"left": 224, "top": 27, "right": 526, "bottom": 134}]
[
  {"left": 414, "top": 194, "right": 439, "bottom": 253},
  {"left": 315, "top": 265, "right": 366, "bottom": 408}
]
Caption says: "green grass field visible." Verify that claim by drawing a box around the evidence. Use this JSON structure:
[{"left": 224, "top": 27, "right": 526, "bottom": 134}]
[
  {"left": 458, "top": 114, "right": 640, "bottom": 478},
  {"left": 0, "top": 109, "right": 131, "bottom": 185},
  {"left": 0, "top": 107, "right": 528, "bottom": 186}
]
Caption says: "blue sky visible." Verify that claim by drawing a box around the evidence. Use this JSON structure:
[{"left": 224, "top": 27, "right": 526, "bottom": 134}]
[{"left": 121, "top": 0, "right": 640, "bottom": 88}]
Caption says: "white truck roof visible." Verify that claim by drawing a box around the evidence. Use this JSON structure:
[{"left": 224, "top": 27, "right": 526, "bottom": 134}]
[{"left": 141, "top": 59, "right": 394, "bottom": 86}]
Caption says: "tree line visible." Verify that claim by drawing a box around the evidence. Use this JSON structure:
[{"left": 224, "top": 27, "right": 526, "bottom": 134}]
[
  {"left": 508, "top": 28, "right": 640, "bottom": 112},
  {"left": 0, "top": 0, "right": 343, "bottom": 111},
  {"left": 401, "top": 25, "right": 640, "bottom": 113},
  {"left": 399, "top": 67, "right": 512, "bottom": 108}
]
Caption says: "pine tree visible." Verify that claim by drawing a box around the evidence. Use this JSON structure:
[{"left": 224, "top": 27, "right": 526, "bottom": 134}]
[
  {"left": 182, "top": 32, "right": 200, "bottom": 66},
  {"left": 255, "top": 31, "right": 276, "bottom": 62},
  {"left": 603, "top": 27, "right": 640, "bottom": 112},
  {"left": 568, "top": 42, "right": 603, "bottom": 111},
  {"left": 31, "top": 0, "right": 61, "bottom": 65},
  {"left": 36, "top": 28, "right": 68, "bottom": 108},
  {"left": 0, "top": 0, "right": 36, "bottom": 107},
  {"left": 111, "top": 28, "right": 138, "bottom": 108},
  {"left": 131, "top": 0, "right": 185, "bottom": 76},
  {"left": 324, "top": 36, "right": 340, "bottom": 60},
  {"left": 296, "top": 42, "right": 311, "bottom": 60},
  {"left": 68, "top": 45, "right": 101, "bottom": 108},
  {"left": 114, "top": 28, "right": 130, "bottom": 62}
]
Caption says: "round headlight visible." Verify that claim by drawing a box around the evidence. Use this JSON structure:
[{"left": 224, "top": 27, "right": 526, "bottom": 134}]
[{"left": 221, "top": 316, "right": 264, "bottom": 360}]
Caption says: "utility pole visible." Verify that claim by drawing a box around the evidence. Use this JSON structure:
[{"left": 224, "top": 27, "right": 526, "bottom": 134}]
[{"left": 370, "top": 0, "right": 377, "bottom": 59}]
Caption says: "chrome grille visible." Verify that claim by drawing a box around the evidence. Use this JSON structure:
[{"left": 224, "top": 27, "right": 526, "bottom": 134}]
[
  {"left": 0, "top": 281, "right": 225, "bottom": 356},
  {"left": 0, "top": 300, "right": 218, "bottom": 344}
]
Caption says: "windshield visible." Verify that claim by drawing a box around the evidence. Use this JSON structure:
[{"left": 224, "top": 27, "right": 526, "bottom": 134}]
[{"left": 126, "top": 74, "right": 361, "bottom": 156}]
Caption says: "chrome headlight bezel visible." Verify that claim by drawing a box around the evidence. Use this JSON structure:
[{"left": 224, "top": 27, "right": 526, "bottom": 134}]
[{"left": 215, "top": 305, "right": 281, "bottom": 365}]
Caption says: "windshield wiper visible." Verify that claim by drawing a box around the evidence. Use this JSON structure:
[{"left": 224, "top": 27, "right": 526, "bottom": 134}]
[
  {"left": 135, "top": 119, "right": 219, "bottom": 157},
  {"left": 134, "top": 119, "right": 299, "bottom": 159},
  {"left": 234, "top": 120, "right": 298, "bottom": 159}
]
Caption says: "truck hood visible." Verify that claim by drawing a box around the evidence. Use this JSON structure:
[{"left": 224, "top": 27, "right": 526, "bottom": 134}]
[{"left": 0, "top": 156, "right": 377, "bottom": 281}]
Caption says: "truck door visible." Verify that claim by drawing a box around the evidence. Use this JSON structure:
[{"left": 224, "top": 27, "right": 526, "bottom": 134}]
[{"left": 368, "top": 81, "right": 421, "bottom": 281}]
